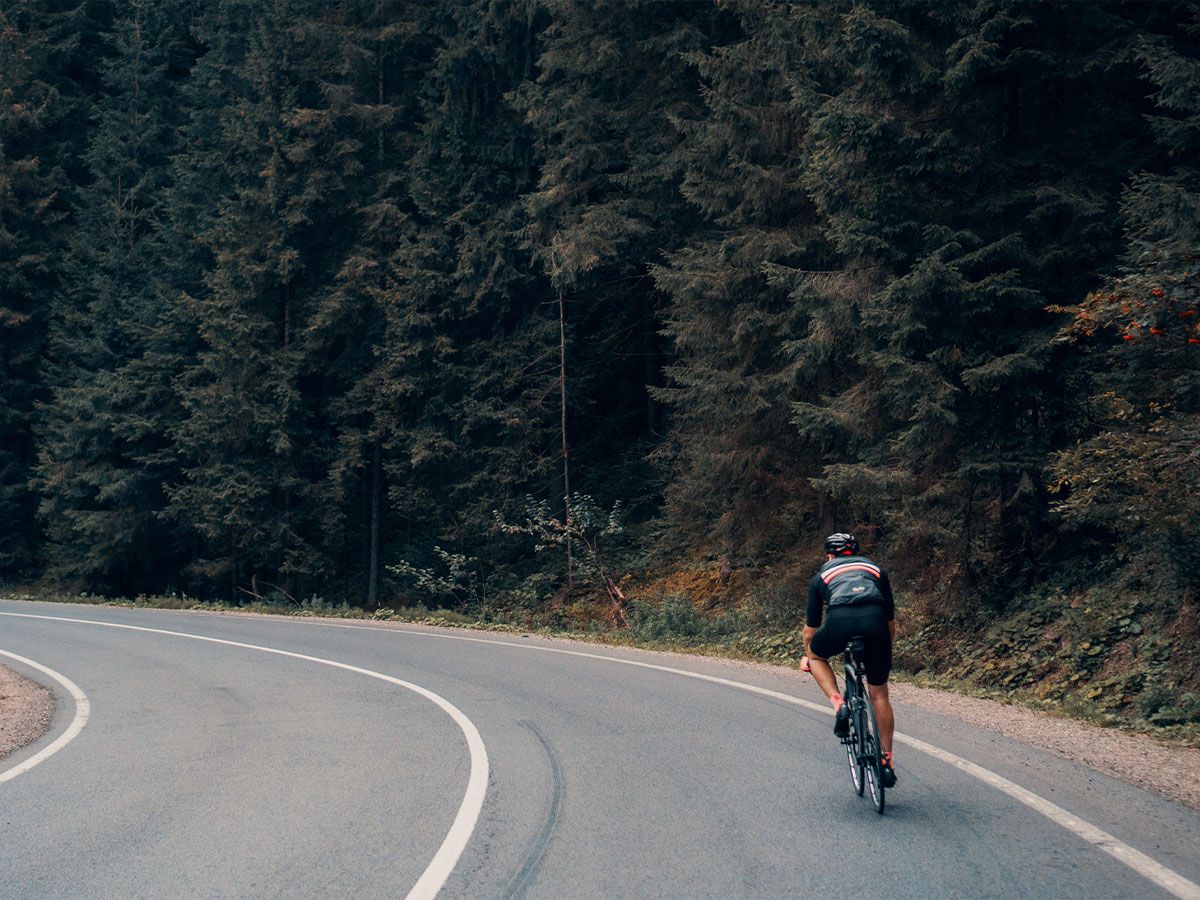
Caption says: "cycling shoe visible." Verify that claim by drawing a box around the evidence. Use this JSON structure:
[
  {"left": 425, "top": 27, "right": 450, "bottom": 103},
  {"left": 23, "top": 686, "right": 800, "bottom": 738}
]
[{"left": 833, "top": 703, "right": 850, "bottom": 739}]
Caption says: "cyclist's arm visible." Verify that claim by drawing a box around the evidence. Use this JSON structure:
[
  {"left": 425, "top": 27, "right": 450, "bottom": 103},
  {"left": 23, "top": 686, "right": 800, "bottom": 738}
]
[
  {"left": 803, "top": 625, "right": 816, "bottom": 650},
  {"left": 802, "top": 576, "right": 824, "bottom": 650},
  {"left": 805, "top": 575, "right": 825, "bottom": 628},
  {"left": 880, "top": 569, "right": 897, "bottom": 638}
]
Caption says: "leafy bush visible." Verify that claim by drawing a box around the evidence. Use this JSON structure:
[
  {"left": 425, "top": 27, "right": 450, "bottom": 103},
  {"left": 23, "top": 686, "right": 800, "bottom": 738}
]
[
  {"left": 626, "top": 596, "right": 747, "bottom": 644},
  {"left": 387, "top": 548, "right": 485, "bottom": 608},
  {"left": 495, "top": 493, "right": 627, "bottom": 582}
]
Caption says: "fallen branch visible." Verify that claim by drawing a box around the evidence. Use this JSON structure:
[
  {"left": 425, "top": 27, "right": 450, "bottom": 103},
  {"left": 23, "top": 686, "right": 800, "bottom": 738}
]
[{"left": 236, "top": 576, "right": 298, "bottom": 606}]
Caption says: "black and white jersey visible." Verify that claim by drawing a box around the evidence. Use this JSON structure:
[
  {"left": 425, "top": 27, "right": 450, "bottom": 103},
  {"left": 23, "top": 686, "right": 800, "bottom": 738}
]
[{"left": 806, "top": 555, "right": 895, "bottom": 628}]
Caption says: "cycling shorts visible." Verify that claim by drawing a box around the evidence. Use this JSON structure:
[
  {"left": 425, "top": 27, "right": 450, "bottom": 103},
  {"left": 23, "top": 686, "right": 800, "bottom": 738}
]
[{"left": 809, "top": 605, "right": 892, "bottom": 686}]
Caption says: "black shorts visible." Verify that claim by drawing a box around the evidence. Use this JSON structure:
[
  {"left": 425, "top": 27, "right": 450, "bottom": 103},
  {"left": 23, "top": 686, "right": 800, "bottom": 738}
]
[{"left": 809, "top": 605, "right": 892, "bottom": 686}]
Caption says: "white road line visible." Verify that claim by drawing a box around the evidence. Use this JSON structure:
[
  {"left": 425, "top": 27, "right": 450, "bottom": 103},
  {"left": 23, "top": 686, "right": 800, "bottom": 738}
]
[
  {"left": 0, "top": 649, "right": 91, "bottom": 785},
  {"left": 288, "top": 617, "right": 1200, "bottom": 900},
  {"left": 0, "top": 613, "right": 487, "bottom": 900}
]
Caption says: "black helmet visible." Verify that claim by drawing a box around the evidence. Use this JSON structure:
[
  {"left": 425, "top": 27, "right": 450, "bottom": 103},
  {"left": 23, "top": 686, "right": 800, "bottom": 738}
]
[{"left": 824, "top": 532, "right": 860, "bottom": 555}]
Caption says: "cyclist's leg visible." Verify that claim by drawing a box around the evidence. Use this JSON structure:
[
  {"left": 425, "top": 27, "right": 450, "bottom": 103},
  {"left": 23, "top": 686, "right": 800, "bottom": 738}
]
[
  {"left": 864, "top": 619, "right": 895, "bottom": 756},
  {"left": 866, "top": 682, "right": 894, "bottom": 755},
  {"left": 805, "top": 623, "right": 842, "bottom": 703},
  {"left": 806, "top": 655, "right": 840, "bottom": 702},
  {"left": 808, "top": 620, "right": 852, "bottom": 737}
]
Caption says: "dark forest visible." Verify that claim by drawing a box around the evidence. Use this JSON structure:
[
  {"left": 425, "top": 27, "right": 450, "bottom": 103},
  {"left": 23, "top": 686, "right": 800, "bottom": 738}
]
[{"left": 2, "top": 0, "right": 1197, "bottom": 649}]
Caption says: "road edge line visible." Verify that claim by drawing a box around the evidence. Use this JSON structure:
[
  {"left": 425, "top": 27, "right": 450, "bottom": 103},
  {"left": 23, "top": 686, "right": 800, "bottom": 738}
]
[
  {"left": 0, "top": 649, "right": 91, "bottom": 785},
  {"left": 893, "top": 730, "right": 1200, "bottom": 900}
]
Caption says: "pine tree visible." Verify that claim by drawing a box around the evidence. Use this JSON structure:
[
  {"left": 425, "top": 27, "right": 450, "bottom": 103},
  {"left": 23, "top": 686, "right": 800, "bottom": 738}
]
[
  {"left": 0, "top": 2, "right": 86, "bottom": 576},
  {"left": 1048, "top": 6, "right": 1200, "bottom": 591},
  {"left": 300, "top": 0, "right": 437, "bottom": 605},
  {"left": 787, "top": 2, "right": 1152, "bottom": 601},
  {"left": 167, "top": 0, "right": 349, "bottom": 601},
  {"left": 37, "top": 0, "right": 201, "bottom": 592},
  {"left": 651, "top": 2, "right": 828, "bottom": 563},
  {"left": 378, "top": 0, "right": 551, "bottom": 591},
  {"left": 516, "top": 0, "right": 715, "bottom": 576}
]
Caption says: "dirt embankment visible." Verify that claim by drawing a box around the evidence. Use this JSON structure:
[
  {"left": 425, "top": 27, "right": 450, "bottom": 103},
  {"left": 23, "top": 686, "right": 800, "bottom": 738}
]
[{"left": 0, "top": 663, "right": 55, "bottom": 761}]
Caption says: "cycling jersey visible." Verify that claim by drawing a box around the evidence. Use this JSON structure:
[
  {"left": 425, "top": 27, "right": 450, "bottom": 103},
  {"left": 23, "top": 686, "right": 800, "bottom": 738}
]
[{"left": 806, "top": 555, "right": 894, "bottom": 628}]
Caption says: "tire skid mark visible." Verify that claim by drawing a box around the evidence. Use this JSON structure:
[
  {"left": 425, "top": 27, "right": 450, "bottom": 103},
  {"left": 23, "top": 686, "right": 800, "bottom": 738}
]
[{"left": 502, "top": 720, "right": 565, "bottom": 900}]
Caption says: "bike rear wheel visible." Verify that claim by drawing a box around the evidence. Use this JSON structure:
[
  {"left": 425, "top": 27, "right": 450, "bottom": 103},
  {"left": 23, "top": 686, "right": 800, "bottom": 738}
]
[
  {"left": 853, "top": 702, "right": 867, "bottom": 797},
  {"left": 862, "top": 684, "right": 886, "bottom": 814}
]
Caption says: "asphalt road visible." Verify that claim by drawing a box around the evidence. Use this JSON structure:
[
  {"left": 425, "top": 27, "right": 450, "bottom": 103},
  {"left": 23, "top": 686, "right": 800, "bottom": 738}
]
[{"left": 2, "top": 599, "right": 1198, "bottom": 899}]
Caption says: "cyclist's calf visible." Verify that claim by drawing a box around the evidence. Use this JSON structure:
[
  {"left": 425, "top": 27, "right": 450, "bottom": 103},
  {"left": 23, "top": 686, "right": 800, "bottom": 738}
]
[
  {"left": 866, "top": 682, "right": 894, "bottom": 755},
  {"left": 805, "top": 652, "right": 841, "bottom": 705}
]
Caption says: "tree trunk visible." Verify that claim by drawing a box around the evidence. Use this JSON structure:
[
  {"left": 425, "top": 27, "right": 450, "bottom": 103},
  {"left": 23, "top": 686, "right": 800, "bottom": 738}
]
[
  {"left": 559, "top": 289, "right": 573, "bottom": 587},
  {"left": 342, "top": 513, "right": 351, "bottom": 605},
  {"left": 367, "top": 440, "right": 381, "bottom": 608},
  {"left": 361, "top": 449, "right": 372, "bottom": 602},
  {"left": 642, "top": 295, "right": 656, "bottom": 435}
]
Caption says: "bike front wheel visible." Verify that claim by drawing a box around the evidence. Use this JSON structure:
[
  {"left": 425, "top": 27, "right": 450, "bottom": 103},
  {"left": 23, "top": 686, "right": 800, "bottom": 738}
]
[
  {"left": 846, "top": 732, "right": 864, "bottom": 796},
  {"left": 850, "top": 699, "right": 867, "bottom": 797}
]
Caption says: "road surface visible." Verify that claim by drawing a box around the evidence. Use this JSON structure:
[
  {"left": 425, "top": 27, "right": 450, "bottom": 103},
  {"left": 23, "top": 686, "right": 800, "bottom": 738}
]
[{"left": 2, "top": 599, "right": 1198, "bottom": 898}]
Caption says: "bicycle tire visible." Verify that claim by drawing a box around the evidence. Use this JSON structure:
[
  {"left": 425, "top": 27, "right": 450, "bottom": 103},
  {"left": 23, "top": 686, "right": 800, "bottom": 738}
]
[
  {"left": 852, "top": 700, "right": 867, "bottom": 797},
  {"left": 862, "top": 682, "right": 886, "bottom": 814},
  {"left": 845, "top": 738, "right": 863, "bottom": 795},
  {"left": 846, "top": 711, "right": 864, "bottom": 796},
  {"left": 842, "top": 678, "right": 864, "bottom": 796}
]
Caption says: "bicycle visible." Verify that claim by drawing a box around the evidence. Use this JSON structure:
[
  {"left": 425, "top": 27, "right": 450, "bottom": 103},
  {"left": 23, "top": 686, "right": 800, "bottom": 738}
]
[{"left": 840, "top": 636, "right": 886, "bottom": 814}]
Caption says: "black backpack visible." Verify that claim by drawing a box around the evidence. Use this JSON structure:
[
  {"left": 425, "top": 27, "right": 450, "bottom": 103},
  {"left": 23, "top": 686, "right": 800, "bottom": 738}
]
[{"left": 820, "top": 556, "right": 884, "bottom": 608}]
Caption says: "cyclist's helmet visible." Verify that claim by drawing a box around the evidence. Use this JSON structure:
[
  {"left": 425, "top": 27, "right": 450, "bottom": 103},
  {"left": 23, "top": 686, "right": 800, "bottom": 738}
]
[{"left": 824, "top": 532, "right": 860, "bottom": 556}]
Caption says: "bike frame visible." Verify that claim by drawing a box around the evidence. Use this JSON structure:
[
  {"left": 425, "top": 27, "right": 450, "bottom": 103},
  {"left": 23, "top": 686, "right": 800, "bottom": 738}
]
[{"left": 842, "top": 637, "right": 885, "bottom": 813}]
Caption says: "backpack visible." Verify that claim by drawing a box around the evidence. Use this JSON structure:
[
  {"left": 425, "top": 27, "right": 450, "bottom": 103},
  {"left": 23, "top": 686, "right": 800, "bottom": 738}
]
[{"left": 821, "top": 556, "right": 884, "bottom": 609}]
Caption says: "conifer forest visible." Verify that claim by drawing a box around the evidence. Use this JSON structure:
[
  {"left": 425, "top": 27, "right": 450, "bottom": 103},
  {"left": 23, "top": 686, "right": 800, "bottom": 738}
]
[{"left": 2, "top": 0, "right": 1198, "bottom": 656}]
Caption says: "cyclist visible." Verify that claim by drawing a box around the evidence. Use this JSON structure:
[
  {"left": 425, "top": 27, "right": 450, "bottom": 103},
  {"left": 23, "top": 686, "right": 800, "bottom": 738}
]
[{"left": 802, "top": 532, "right": 897, "bottom": 787}]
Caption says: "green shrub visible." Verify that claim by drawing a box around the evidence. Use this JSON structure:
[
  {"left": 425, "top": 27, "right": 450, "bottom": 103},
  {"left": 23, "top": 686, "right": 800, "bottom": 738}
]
[{"left": 626, "top": 596, "right": 747, "bottom": 644}]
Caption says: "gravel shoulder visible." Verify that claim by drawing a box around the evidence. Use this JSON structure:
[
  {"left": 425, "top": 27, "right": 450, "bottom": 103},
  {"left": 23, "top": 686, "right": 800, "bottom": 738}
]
[
  {"left": 886, "top": 680, "right": 1200, "bottom": 812},
  {"left": 0, "top": 663, "right": 55, "bottom": 761}
]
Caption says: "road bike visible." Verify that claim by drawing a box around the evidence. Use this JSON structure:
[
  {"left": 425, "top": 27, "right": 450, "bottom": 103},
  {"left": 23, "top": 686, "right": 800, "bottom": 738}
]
[{"left": 841, "top": 636, "right": 886, "bottom": 814}]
